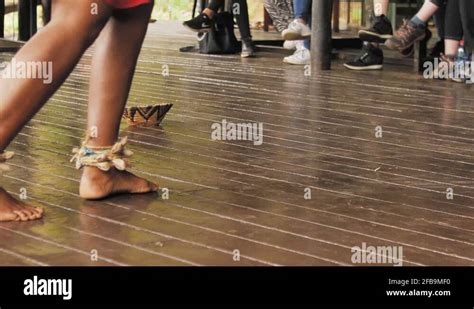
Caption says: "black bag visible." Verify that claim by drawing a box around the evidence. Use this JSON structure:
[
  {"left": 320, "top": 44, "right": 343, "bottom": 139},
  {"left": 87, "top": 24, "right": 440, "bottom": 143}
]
[{"left": 198, "top": 12, "right": 240, "bottom": 54}]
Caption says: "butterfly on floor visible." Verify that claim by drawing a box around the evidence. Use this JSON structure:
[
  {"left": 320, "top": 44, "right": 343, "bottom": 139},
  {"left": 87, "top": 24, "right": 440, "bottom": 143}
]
[{"left": 123, "top": 104, "right": 173, "bottom": 127}]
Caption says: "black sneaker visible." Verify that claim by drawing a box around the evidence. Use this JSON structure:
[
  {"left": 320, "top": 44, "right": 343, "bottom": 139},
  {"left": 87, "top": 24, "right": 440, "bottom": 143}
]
[
  {"left": 183, "top": 13, "right": 213, "bottom": 32},
  {"left": 241, "top": 38, "right": 256, "bottom": 58},
  {"left": 358, "top": 15, "right": 393, "bottom": 43},
  {"left": 344, "top": 44, "right": 384, "bottom": 70}
]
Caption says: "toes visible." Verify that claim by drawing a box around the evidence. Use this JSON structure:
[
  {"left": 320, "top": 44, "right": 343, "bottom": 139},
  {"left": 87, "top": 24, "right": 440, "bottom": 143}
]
[
  {"left": 137, "top": 180, "right": 158, "bottom": 193},
  {"left": 22, "top": 209, "right": 37, "bottom": 220},
  {"left": 26, "top": 206, "right": 44, "bottom": 219},
  {"left": 12, "top": 208, "right": 43, "bottom": 221},
  {"left": 126, "top": 177, "right": 157, "bottom": 194},
  {"left": 13, "top": 210, "right": 29, "bottom": 222},
  {"left": 148, "top": 181, "right": 159, "bottom": 192}
]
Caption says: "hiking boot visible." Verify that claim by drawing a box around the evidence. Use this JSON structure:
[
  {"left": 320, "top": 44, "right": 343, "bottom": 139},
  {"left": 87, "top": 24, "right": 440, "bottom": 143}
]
[{"left": 386, "top": 19, "right": 426, "bottom": 50}]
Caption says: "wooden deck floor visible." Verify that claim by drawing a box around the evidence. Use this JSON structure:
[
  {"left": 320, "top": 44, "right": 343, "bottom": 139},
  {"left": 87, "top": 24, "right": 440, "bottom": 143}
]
[{"left": 1, "top": 22, "right": 473, "bottom": 266}]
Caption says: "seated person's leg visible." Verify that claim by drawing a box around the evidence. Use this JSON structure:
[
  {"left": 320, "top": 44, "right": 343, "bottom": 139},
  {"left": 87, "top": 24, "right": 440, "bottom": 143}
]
[
  {"left": 443, "top": 0, "right": 472, "bottom": 83},
  {"left": 183, "top": 0, "right": 224, "bottom": 32},
  {"left": 345, "top": 0, "right": 390, "bottom": 70},
  {"left": 282, "top": 0, "right": 311, "bottom": 65},
  {"left": 443, "top": 0, "right": 462, "bottom": 58},
  {"left": 263, "top": 0, "right": 294, "bottom": 33},
  {"left": 358, "top": 0, "right": 393, "bottom": 43},
  {"left": 429, "top": 2, "right": 446, "bottom": 58},
  {"left": 265, "top": 0, "right": 299, "bottom": 51},
  {"left": 386, "top": 0, "right": 440, "bottom": 51},
  {"left": 428, "top": 0, "right": 467, "bottom": 82},
  {"left": 459, "top": 0, "right": 474, "bottom": 55},
  {"left": 233, "top": 0, "right": 256, "bottom": 58}
]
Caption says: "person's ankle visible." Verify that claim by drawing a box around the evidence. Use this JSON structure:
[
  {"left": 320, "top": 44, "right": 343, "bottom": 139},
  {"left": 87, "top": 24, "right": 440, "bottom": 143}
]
[
  {"left": 203, "top": 8, "right": 215, "bottom": 19},
  {"left": 410, "top": 16, "right": 426, "bottom": 29}
]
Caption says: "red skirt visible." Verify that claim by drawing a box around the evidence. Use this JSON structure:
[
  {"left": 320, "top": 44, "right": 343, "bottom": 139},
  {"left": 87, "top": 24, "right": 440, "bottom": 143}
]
[{"left": 105, "top": 0, "right": 152, "bottom": 9}]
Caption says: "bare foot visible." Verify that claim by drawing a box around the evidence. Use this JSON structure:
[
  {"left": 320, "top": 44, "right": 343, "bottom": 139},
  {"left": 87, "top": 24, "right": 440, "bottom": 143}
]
[
  {"left": 79, "top": 167, "right": 159, "bottom": 200},
  {"left": 0, "top": 187, "right": 44, "bottom": 222}
]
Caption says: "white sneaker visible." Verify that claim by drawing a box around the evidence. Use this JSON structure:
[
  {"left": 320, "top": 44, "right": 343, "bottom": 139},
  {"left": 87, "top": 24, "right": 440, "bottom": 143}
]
[
  {"left": 283, "top": 47, "right": 311, "bottom": 65},
  {"left": 282, "top": 20, "right": 311, "bottom": 41},
  {"left": 283, "top": 40, "right": 305, "bottom": 50}
]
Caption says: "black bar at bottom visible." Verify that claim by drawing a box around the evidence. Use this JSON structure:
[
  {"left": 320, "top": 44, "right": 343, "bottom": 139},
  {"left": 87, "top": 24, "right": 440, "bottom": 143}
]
[{"left": 0, "top": 267, "right": 472, "bottom": 307}]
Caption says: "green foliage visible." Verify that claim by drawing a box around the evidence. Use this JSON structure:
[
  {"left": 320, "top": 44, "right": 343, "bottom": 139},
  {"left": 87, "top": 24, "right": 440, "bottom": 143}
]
[
  {"left": 154, "top": 0, "right": 193, "bottom": 21},
  {"left": 154, "top": 0, "right": 264, "bottom": 23}
]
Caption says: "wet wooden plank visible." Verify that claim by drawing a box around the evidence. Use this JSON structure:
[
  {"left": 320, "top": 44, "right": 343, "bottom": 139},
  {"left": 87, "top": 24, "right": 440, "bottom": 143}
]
[{"left": 1, "top": 22, "right": 474, "bottom": 266}]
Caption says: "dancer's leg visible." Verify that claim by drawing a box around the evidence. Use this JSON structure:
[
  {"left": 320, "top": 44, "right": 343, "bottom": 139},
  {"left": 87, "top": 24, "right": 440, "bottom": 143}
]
[
  {"left": 0, "top": 0, "right": 112, "bottom": 221},
  {"left": 79, "top": 2, "right": 158, "bottom": 200}
]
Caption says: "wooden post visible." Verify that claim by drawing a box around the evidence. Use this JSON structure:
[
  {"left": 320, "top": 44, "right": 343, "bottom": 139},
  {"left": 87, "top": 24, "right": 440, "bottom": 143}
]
[
  {"left": 29, "top": 0, "right": 37, "bottom": 36},
  {"left": 332, "top": 0, "right": 339, "bottom": 33},
  {"left": 42, "top": 0, "right": 52, "bottom": 25},
  {"left": 18, "top": 0, "right": 31, "bottom": 41},
  {"left": 0, "top": 0, "right": 5, "bottom": 38},
  {"left": 311, "top": 0, "right": 333, "bottom": 72}
]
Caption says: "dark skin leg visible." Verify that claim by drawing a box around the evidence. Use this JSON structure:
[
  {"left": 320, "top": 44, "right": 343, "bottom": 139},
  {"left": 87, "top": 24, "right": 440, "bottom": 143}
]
[
  {"left": 80, "top": 2, "right": 158, "bottom": 200},
  {"left": 0, "top": 1, "right": 157, "bottom": 220},
  {"left": 0, "top": 0, "right": 112, "bottom": 222}
]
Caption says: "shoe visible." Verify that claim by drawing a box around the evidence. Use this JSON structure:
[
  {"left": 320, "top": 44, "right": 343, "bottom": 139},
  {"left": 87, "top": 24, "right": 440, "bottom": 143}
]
[
  {"left": 400, "top": 44, "right": 414, "bottom": 58},
  {"left": 183, "top": 13, "right": 213, "bottom": 32},
  {"left": 399, "top": 28, "right": 431, "bottom": 58},
  {"left": 385, "top": 20, "right": 426, "bottom": 50},
  {"left": 358, "top": 15, "right": 393, "bottom": 43},
  {"left": 241, "top": 38, "right": 256, "bottom": 58},
  {"left": 426, "top": 54, "right": 473, "bottom": 83},
  {"left": 283, "top": 47, "right": 311, "bottom": 65},
  {"left": 283, "top": 40, "right": 304, "bottom": 50},
  {"left": 282, "top": 20, "right": 311, "bottom": 41},
  {"left": 344, "top": 44, "right": 384, "bottom": 70},
  {"left": 426, "top": 54, "right": 454, "bottom": 80}
]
